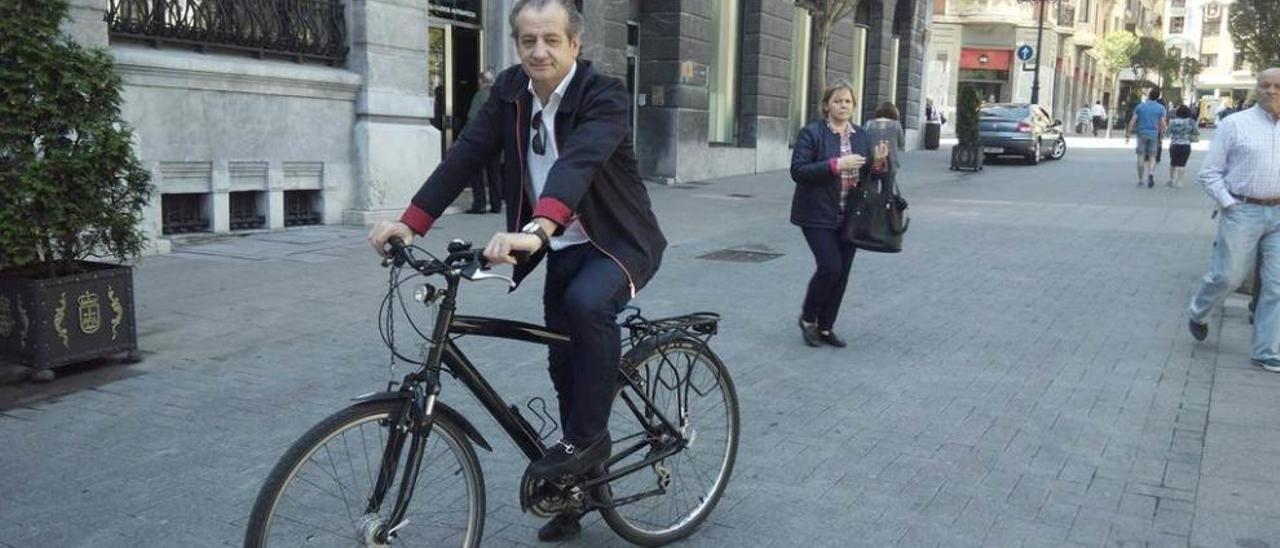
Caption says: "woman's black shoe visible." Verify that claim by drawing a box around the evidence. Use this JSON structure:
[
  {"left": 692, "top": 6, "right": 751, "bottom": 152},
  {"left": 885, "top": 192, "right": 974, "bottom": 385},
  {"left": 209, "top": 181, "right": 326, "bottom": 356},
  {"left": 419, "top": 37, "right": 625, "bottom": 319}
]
[
  {"left": 798, "top": 317, "right": 822, "bottom": 347},
  {"left": 818, "top": 330, "right": 847, "bottom": 348},
  {"left": 537, "top": 512, "right": 582, "bottom": 542}
]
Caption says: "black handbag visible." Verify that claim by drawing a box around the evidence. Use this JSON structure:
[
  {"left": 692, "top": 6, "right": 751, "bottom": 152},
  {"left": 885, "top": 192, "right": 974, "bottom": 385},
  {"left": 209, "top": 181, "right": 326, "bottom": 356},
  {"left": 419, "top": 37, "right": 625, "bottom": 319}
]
[{"left": 839, "top": 172, "right": 909, "bottom": 253}]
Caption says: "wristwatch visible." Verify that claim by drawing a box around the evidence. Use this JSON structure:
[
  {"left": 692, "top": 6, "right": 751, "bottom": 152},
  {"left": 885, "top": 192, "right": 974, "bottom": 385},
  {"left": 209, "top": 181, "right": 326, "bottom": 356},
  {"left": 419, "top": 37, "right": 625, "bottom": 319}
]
[{"left": 521, "top": 221, "right": 550, "bottom": 250}]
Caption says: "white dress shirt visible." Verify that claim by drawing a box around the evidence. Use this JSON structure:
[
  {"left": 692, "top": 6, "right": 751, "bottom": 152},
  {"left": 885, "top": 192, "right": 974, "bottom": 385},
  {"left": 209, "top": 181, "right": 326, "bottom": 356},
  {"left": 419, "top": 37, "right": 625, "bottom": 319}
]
[
  {"left": 527, "top": 62, "right": 590, "bottom": 250},
  {"left": 1199, "top": 105, "right": 1280, "bottom": 208},
  {"left": 1091, "top": 104, "right": 1106, "bottom": 118}
]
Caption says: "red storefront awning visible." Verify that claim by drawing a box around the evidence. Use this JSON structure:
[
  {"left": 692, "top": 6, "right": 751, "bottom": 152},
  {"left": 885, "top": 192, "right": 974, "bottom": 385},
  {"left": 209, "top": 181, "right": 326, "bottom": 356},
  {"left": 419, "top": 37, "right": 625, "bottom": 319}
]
[{"left": 960, "top": 48, "right": 1012, "bottom": 71}]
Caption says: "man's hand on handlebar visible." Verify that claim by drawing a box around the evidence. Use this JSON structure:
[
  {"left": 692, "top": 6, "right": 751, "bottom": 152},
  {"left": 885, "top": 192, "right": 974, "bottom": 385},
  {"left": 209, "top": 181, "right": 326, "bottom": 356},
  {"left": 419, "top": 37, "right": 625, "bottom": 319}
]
[
  {"left": 483, "top": 232, "right": 542, "bottom": 265},
  {"left": 369, "top": 221, "right": 415, "bottom": 257}
]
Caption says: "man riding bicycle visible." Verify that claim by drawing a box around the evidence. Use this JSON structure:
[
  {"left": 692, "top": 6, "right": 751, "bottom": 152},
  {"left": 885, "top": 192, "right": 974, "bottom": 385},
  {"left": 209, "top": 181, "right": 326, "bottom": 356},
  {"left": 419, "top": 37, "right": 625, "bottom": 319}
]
[{"left": 368, "top": 0, "right": 666, "bottom": 541}]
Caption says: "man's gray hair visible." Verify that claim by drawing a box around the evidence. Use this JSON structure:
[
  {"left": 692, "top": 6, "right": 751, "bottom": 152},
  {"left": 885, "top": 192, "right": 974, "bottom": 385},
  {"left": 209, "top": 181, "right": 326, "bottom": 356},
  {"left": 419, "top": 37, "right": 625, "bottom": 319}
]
[{"left": 509, "top": 0, "right": 583, "bottom": 39}]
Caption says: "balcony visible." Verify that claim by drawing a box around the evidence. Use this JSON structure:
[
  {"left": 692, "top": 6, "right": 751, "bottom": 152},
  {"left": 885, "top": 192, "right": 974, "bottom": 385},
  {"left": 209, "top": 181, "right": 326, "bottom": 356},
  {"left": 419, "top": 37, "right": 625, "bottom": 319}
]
[{"left": 105, "top": 0, "right": 348, "bottom": 65}]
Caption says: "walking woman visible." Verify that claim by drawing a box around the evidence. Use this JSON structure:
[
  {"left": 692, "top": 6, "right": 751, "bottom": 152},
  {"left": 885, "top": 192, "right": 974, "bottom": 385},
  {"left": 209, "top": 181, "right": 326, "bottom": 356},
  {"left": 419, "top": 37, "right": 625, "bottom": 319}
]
[
  {"left": 1166, "top": 104, "right": 1200, "bottom": 187},
  {"left": 863, "top": 102, "right": 906, "bottom": 176},
  {"left": 790, "top": 83, "right": 871, "bottom": 348}
]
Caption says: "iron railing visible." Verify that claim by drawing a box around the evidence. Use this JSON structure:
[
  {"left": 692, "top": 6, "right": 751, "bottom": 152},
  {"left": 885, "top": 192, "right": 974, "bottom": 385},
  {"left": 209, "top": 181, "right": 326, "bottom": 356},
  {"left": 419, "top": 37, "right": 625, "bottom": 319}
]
[
  {"left": 106, "top": 0, "right": 348, "bottom": 65},
  {"left": 284, "top": 190, "right": 321, "bottom": 226}
]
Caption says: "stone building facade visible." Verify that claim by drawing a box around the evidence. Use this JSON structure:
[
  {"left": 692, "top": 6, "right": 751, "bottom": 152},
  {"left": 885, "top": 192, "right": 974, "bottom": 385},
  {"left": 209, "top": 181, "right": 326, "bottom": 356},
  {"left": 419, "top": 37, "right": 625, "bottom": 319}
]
[{"left": 61, "top": 0, "right": 928, "bottom": 251}]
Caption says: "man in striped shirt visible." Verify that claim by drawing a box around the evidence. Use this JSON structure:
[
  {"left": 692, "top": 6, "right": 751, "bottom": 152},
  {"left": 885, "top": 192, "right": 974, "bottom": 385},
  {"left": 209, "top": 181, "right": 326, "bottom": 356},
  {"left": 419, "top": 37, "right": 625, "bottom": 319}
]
[{"left": 1188, "top": 67, "right": 1280, "bottom": 372}]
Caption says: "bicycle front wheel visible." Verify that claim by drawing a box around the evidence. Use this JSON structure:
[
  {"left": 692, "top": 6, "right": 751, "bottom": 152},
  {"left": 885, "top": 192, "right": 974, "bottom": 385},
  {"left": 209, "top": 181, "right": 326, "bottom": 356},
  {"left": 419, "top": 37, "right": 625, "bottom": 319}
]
[
  {"left": 244, "top": 399, "right": 485, "bottom": 547},
  {"left": 600, "top": 336, "right": 740, "bottom": 546}
]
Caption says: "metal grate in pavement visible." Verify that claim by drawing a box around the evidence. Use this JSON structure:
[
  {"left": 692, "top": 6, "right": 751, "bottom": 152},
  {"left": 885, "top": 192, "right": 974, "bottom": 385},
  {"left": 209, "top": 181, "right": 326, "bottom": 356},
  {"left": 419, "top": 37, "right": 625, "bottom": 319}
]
[{"left": 697, "top": 248, "right": 784, "bottom": 263}]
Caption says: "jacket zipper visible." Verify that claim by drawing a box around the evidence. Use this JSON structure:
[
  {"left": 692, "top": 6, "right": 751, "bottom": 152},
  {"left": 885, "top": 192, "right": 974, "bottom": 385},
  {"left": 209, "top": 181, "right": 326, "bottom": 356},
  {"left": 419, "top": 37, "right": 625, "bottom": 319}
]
[{"left": 579, "top": 223, "right": 637, "bottom": 299}]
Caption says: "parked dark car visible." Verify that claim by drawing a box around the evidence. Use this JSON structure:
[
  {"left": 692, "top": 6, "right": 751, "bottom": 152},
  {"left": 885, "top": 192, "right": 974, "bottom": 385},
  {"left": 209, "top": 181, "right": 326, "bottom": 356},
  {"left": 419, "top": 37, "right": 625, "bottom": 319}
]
[{"left": 978, "top": 103, "right": 1066, "bottom": 165}]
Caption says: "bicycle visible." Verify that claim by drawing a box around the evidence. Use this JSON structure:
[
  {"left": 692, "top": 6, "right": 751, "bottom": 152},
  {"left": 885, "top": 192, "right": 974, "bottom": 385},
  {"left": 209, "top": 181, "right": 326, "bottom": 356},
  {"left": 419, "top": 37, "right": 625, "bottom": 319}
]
[{"left": 243, "top": 238, "right": 740, "bottom": 547}]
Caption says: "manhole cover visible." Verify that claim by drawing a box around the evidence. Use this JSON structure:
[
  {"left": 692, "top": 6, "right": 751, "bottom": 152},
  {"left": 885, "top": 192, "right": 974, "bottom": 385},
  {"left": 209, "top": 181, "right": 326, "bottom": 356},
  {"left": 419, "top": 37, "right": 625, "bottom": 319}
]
[{"left": 697, "top": 249, "right": 783, "bottom": 263}]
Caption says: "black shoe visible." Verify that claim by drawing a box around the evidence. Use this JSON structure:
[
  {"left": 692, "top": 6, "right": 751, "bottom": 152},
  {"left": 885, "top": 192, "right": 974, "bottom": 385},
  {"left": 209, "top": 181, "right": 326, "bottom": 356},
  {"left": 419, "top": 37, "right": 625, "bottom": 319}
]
[
  {"left": 537, "top": 512, "right": 582, "bottom": 542},
  {"left": 1188, "top": 319, "right": 1208, "bottom": 342},
  {"left": 798, "top": 317, "right": 821, "bottom": 347},
  {"left": 489, "top": 206, "right": 502, "bottom": 214},
  {"left": 528, "top": 435, "right": 611, "bottom": 479},
  {"left": 818, "top": 330, "right": 847, "bottom": 348},
  {"left": 1147, "top": 175, "right": 1155, "bottom": 188},
  {"left": 466, "top": 206, "right": 486, "bottom": 214}
]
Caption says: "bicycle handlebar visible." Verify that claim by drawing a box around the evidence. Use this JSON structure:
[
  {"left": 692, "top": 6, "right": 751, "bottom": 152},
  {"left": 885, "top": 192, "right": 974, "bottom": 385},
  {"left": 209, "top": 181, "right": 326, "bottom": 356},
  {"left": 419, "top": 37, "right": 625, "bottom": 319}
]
[{"left": 383, "top": 237, "right": 515, "bottom": 288}]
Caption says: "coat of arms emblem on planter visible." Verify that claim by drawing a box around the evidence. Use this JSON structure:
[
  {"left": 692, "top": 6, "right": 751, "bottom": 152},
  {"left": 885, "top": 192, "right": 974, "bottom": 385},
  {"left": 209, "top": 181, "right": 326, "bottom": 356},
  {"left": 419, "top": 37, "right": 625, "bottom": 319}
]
[{"left": 78, "top": 291, "right": 101, "bottom": 335}]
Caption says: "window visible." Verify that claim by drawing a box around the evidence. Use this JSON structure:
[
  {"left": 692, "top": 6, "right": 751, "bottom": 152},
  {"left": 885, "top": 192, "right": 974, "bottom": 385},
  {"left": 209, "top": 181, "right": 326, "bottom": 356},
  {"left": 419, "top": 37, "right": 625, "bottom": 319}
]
[
  {"left": 1080, "top": 0, "right": 1090, "bottom": 22},
  {"left": 1201, "top": 54, "right": 1217, "bottom": 67},
  {"left": 1234, "top": 52, "right": 1247, "bottom": 71},
  {"left": 1170, "top": 16, "right": 1183, "bottom": 33},
  {"left": 850, "top": 25, "right": 869, "bottom": 125},
  {"left": 788, "top": 8, "right": 813, "bottom": 143},
  {"left": 707, "top": 0, "right": 740, "bottom": 143},
  {"left": 1203, "top": 19, "right": 1220, "bottom": 36}
]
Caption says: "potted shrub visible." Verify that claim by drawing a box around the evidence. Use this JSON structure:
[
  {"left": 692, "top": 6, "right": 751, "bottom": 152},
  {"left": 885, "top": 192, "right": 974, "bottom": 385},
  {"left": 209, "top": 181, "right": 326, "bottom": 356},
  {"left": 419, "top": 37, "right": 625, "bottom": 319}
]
[
  {"left": 950, "top": 87, "right": 984, "bottom": 171},
  {"left": 0, "top": 0, "right": 152, "bottom": 376}
]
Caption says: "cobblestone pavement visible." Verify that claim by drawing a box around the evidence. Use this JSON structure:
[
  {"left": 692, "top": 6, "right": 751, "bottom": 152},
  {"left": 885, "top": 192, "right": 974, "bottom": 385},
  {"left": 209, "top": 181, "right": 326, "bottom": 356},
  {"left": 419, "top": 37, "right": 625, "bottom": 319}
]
[{"left": 3, "top": 136, "right": 1278, "bottom": 547}]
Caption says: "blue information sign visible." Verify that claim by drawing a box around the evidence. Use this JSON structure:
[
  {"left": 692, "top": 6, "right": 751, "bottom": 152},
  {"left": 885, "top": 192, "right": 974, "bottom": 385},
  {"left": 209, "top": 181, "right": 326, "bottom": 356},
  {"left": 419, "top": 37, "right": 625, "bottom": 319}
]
[{"left": 1016, "top": 45, "right": 1034, "bottom": 62}]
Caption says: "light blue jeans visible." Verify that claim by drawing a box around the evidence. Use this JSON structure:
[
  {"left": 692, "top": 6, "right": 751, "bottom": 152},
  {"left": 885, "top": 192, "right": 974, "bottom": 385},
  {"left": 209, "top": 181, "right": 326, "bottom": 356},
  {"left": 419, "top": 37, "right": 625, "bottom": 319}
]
[{"left": 1189, "top": 203, "right": 1280, "bottom": 361}]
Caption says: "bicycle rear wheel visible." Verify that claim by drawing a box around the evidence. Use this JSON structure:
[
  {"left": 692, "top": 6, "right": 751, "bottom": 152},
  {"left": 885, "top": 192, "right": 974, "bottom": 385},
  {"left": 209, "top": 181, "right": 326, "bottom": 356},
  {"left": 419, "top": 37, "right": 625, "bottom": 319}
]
[
  {"left": 244, "top": 399, "right": 485, "bottom": 547},
  {"left": 599, "top": 336, "right": 740, "bottom": 546}
]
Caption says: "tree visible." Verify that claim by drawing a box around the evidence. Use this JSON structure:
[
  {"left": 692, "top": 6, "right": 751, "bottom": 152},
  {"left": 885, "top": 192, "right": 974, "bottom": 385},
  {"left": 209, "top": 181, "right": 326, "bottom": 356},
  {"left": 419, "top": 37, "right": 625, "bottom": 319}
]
[
  {"left": 956, "top": 86, "right": 982, "bottom": 146},
  {"left": 1158, "top": 47, "right": 1182, "bottom": 90},
  {"left": 1093, "top": 31, "right": 1138, "bottom": 133},
  {"left": 796, "top": 0, "right": 858, "bottom": 114},
  {"left": 0, "top": 0, "right": 152, "bottom": 277},
  {"left": 1130, "top": 36, "right": 1166, "bottom": 87},
  {"left": 1179, "top": 57, "right": 1203, "bottom": 97},
  {"left": 1228, "top": 0, "right": 1280, "bottom": 71}
]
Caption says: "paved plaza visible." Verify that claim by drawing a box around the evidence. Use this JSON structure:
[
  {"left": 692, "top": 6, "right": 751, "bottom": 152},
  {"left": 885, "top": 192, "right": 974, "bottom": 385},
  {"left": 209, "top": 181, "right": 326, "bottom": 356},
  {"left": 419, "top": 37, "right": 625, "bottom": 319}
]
[{"left": 3, "top": 135, "right": 1279, "bottom": 547}]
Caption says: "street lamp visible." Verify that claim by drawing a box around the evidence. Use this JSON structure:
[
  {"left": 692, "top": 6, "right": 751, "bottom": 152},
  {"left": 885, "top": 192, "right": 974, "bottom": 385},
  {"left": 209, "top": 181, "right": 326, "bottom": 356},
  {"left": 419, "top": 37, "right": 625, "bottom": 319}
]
[{"left": 1017, "top": 0, "right": 1061, "bottom": 105}]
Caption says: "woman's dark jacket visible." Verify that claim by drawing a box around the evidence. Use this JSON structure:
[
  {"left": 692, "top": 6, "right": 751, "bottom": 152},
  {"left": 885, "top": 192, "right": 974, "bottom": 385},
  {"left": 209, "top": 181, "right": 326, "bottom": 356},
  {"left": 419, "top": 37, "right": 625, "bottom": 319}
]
[
  {"left": 790, "top": 120, "right": 872, "bottom": 229},
  {"left": 399, "top": 61, "right": 666, "bottom": 294}
]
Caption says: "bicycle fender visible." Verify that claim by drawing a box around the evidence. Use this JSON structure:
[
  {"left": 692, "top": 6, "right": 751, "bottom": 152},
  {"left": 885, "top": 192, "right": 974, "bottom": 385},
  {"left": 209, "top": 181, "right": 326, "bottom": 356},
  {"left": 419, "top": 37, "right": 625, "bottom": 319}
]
[{"left": 352, "top": 391, "right": 493, "bottom": 452}]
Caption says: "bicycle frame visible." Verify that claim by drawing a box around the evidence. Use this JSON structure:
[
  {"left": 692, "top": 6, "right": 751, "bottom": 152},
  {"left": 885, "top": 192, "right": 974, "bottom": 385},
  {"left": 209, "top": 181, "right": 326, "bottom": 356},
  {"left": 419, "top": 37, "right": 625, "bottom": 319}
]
[{"left": 368, "top": 263, "right": 692, "bottom": 529}]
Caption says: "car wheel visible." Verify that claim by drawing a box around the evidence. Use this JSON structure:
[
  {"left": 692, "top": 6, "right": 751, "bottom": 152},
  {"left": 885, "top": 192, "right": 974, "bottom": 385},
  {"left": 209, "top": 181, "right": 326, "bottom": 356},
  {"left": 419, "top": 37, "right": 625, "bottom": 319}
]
[
  {"left": 1026, "top": 141, "right": 1041, "bottom": 165},
  {"left": 1050, "top": 138, "right": 1066, "bottom": 160}
]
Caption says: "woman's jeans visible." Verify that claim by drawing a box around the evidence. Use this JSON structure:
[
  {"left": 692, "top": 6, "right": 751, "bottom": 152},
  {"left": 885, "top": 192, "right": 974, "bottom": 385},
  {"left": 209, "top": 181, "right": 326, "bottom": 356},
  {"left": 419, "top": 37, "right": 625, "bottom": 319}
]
[
  {"left": 1189, "top": 203, "right": 1280, "bottom": 361},
  {"left": 801, "top": 227, "right": 857, "bottom": 331}
]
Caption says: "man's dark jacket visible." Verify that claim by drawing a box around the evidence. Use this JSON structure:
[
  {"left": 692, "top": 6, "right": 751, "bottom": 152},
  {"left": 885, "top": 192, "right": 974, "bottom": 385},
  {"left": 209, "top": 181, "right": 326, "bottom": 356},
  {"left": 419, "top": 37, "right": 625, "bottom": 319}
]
[
  {"left": 789, "top": 120, "right": 873, "bottom": 229},
  {"left": 401, "top": 61, "right": 665, "bottom": 294}
]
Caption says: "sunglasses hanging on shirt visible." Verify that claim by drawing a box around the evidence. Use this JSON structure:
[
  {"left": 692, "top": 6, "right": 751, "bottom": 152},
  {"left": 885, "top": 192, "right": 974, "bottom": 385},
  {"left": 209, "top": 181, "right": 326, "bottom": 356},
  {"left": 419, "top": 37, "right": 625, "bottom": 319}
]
[{"left": 531, "top": 111, "right": 546, "bottom": 155}]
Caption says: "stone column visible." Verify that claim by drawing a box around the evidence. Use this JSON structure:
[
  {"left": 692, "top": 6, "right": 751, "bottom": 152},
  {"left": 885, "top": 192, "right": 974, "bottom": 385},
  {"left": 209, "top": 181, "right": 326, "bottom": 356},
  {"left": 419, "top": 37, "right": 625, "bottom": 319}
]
[
  {"left": 343, "top": 0, "right": 441, "bottom": 226},
  {"left": 862, "top": 0, "right": 899, "bottom": 122}
]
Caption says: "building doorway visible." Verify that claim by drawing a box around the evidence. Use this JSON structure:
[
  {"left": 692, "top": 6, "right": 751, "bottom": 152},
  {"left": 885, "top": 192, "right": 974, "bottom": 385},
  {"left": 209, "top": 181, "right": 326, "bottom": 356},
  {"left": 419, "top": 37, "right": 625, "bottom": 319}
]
[{"left": 427, "top": 1, "right": 483, "bottom": 156}]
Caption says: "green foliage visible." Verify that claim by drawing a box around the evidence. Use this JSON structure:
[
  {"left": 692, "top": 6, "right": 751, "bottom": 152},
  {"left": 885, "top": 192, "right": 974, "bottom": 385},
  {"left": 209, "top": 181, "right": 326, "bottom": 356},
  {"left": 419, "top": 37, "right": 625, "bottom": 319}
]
[
  {"left": 0, "top": 0, "right": 153, "bottom": 277},
  {"left": 1180, "top": 57, "right": 1204, "bottom": 84},
  {"left": 1229, "top": 0, "right": 1280, "bottom": 71},
  {"left": 1130, "top": 37, "right": 1166, "bottom": 85},
  {"left": 1095, "top": 31, "right": 1139, "bottom": 74},
  {"left": 956, "top": 87, "right": 982, "bottom": 146}
]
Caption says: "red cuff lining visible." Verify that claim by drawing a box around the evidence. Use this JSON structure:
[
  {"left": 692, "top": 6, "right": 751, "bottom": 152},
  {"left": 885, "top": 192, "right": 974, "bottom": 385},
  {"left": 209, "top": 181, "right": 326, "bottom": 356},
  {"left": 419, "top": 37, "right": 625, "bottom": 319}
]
[
  {"left": 532, "top": 197, "right": 574, "bottom": 227},
  {"left": 399, "top": 204, "right": 435, "bottom": 235}
]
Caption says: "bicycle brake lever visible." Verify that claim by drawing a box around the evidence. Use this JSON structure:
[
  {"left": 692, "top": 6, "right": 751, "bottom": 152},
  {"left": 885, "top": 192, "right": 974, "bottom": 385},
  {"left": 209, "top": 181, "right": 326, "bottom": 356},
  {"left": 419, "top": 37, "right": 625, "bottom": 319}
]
[{"left": 467, "top": 269, "right": 517, "bottom": 290}]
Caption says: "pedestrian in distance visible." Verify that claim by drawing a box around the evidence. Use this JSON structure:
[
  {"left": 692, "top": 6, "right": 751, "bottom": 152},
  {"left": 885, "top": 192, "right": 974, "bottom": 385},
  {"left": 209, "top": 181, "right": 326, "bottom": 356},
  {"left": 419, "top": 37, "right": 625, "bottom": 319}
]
[
  {"left": 863, "top": 102, "right": 905, "bottom": 175},
  {"left": 1166, "top": 104, "right": 1200, "bottom": 188},
  {"left": 1126, "top": 88, "right": 1168, "bottom": 188},
  {"left": 1187, "top": 67, "right": 1280, "bottom": 373},
  {"left": 790, "top": 82, "right": 872, "bottom": 349},
  {"left": 1075, "top": 103, "right": 1093, "bottom": 135},
  {"left": 1091, "top": 100, "right": 1106, "bottom": 137},
  {"left": 368, "top": 0, "right": 667, "bottom": 540},
  {"left": 464, "top": 68, "right": 504, "bottom": 214}
]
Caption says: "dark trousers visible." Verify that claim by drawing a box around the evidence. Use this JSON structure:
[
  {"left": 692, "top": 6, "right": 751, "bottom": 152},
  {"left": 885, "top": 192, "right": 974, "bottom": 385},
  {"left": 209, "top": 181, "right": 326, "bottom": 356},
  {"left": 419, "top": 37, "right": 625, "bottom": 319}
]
[
  {"left": 801, "top": 227, "right": 857, "bottom": 331},
  {"left": 470, "top": 158, "right": 503, "bottom": 210},
  {"left": 1092, "top": 116, "right": 1104, "bottom": 136},
  {"left": 544, "top": 244, "right": 631, "bottom": 445}
]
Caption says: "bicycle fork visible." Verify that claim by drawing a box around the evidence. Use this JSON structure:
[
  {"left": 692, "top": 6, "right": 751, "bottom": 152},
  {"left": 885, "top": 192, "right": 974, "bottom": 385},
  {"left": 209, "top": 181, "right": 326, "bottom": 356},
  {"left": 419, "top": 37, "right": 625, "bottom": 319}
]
[{"left": 366, "top": 383, "right": 439, "bottom": 544}]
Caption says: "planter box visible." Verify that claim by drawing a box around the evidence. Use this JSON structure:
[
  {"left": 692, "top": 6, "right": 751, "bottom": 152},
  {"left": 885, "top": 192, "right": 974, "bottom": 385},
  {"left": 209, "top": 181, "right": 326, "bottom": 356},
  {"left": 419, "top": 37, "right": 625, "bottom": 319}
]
[
  {"left": 0, "top": 262, "right": 138, "bottom": 370},
  {"left": 950, "top": 144, "right": 984, "bottom": 171}
]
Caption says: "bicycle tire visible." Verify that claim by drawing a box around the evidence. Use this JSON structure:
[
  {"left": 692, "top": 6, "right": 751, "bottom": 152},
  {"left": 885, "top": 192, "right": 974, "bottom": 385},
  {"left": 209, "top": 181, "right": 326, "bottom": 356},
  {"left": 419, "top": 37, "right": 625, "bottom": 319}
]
[
  {"left": 599, "top": 336, "right": 740, "bottom": 546},
  {"left": 244, "top": 399, "right": 485, "bottom": 548}
]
